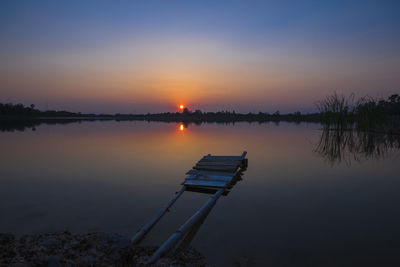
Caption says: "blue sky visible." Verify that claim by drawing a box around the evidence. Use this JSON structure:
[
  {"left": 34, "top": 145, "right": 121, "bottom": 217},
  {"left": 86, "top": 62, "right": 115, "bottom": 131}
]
[{"left": 1, "top": 0, "right": 399, "bottom": 113}]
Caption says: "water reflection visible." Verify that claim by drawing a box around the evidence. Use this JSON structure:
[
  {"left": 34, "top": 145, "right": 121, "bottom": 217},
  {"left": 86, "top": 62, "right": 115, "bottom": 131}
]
[
  {"left": 1, "top": 120, "right": 400, "bottom": 266},
  {"left": 315, "top": 124, "right": 400, "bottom": 165},
  {"left": 177, "top": 123, "right": 190, "bottom": 133},
  {"left": 0, "top": 119, "right": 196, "bottom": 133},
  {"left": 0, "top": 119, "right": 81, "bottom": 132}
]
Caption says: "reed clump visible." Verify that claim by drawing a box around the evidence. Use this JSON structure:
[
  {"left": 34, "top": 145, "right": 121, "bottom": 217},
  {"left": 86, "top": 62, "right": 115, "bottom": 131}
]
[
  {"left": 317, "top": 93, "right": 400, "bottom": 133},
  {"left": 316, "top": 92, "right": 355, "bottom": 126}
]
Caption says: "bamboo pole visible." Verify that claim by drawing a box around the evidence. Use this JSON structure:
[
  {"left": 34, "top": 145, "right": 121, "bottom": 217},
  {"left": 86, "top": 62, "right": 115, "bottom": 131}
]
[
  {"left": 147, "top": 187, "right": 225, "bottom": 264},
  {"left": 130, "top": 186, "right": 186, "bottom": 245},
  {"left": 174, "top": 204, "right": 212, "bottom": 254}
]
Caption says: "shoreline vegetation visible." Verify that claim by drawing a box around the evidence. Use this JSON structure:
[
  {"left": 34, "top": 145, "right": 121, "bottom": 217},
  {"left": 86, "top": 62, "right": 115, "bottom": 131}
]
[
  {"left": 1, "top": 93, "right": 399, "bottom": 133},
  {"left": 316, "top": 93, "right": 400, "bottom": 134},
  {"left": 0, "top": 232, "right": 207, "bottom": 266}
]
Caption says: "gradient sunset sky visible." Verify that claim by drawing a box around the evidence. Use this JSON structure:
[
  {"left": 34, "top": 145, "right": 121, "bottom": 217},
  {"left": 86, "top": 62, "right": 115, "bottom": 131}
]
[{"left": 1, "top": 0, "right": 399, "bottom": 113}]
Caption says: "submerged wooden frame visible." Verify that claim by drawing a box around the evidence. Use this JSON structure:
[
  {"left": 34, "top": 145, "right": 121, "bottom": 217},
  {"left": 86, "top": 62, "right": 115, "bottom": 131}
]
[{"left": 130, "top": 151, "right": 248, "bottom": 264}]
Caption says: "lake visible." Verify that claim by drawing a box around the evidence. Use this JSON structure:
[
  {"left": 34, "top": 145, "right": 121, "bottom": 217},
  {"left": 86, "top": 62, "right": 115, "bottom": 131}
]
[{"left": 1, "top": 121, "right": 399, "bottom": 266}]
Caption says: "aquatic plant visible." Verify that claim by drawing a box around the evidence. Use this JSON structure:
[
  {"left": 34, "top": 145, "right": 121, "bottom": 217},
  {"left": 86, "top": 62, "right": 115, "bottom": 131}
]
[
  {"left": 316, "top": 92, "right": 355, "bottom": 126},
  {"left": 317, "top": 92, "right": 400, "bottom": 132}
]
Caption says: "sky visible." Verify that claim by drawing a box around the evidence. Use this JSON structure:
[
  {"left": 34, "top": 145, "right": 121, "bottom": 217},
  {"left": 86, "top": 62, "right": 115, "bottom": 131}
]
[{"left": 1, "top": 0, "right": 400, "bottom": 114}]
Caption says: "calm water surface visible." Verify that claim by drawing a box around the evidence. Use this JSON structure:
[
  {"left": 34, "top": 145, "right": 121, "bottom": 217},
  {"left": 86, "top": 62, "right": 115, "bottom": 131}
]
[{"left": 1, "top": 121, "right": 399, "bottom": 266}]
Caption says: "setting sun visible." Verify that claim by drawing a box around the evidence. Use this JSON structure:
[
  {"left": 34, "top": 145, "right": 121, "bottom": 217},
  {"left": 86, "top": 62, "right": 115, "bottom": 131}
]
[
  {"left": 179, "top": 105, "right": 184, "bottom": 110},
  {"left": 179, "top": 124, "right": 184, "bottom": 131}
]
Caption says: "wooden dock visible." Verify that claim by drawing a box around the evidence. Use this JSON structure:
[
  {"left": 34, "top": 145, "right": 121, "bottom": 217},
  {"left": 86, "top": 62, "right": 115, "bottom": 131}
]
[
  {"left": 131, "top": 151, "right": 248, "bottom": 264},
  {"left": 184, "top": 152, "right": 247, "bottom": 189}
]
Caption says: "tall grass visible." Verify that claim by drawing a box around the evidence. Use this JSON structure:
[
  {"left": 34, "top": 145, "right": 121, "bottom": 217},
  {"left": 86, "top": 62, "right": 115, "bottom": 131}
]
[
  {"left": 316, "top": 92, "right": 355, "bottom": 126},
  {"left": 317, "top": 92, "right": 400, "bottom": 133}
]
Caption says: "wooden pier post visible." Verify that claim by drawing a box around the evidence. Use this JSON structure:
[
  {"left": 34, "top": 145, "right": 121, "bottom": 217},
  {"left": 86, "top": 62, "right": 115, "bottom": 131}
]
[
  {"left": 147, "top": 187, "right": 225, "bottom": 264},
  {"left": 131, "top": 186, "right": 186, "bottom": 244}
]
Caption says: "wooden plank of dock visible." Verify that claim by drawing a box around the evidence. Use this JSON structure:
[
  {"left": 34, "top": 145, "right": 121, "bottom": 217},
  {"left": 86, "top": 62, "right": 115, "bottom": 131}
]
[
  {"left": 193, "top": 165, "right": 239, "bottom": 172},
  {"left": 186, "top": 169, "right": 237, "bottom": 177},
  {"left": 183, "top": 179, "right": 228, "bottom": 188},
  {"left": 186, "top": 174, "right": 233, "bottom": 182},
  {"left": 201, "top": 155, "right": 244, "bottom": 161},
  {"left": 184, "top": 152, "right": 246, "bottom": 187},
  {"left": 196, "top": 161, "right": 241, "bottom": 166}
]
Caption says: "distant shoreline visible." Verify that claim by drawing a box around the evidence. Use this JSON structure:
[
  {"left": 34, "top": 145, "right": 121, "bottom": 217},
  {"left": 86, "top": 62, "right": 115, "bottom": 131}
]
[
  {"left": 0, "top": 113, "right": 321, "bottom": 123},
  {"left": 1, "top": 92, "right": 399, "bottom": 133}
]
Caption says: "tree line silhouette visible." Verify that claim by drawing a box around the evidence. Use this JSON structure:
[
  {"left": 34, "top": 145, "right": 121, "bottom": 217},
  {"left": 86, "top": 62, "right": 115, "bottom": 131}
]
[
  {"left": 1, "top": 93, "right": 399, "bottom": 133},
  {"left": 0, "top": 102, "right": 318, "bottom": 122},
  {"left": 0, "top": 103, "right": 79, "bottom": 117}
]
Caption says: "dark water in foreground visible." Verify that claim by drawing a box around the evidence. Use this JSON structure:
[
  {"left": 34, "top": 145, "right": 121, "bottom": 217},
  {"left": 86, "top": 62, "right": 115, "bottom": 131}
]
[{"left": 1, "top": 121, "right": 400, "bottom": 266}]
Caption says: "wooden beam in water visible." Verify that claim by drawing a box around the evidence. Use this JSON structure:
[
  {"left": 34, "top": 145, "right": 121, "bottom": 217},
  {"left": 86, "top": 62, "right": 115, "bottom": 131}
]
[
  {"left": 130, "top": 186, "right": 186, "bottom": 245},
  {"left": 147, "top": 188, "right": 226, "bottom": 264},
  {"left": 174, "top": 205, "right": 213, "bottom": 254}
]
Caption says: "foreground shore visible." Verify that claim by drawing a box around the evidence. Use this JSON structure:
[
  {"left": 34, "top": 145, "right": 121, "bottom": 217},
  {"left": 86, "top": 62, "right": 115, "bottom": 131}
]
[{"left": 0, "top": 232, "right": 207, "bottom": 266}]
